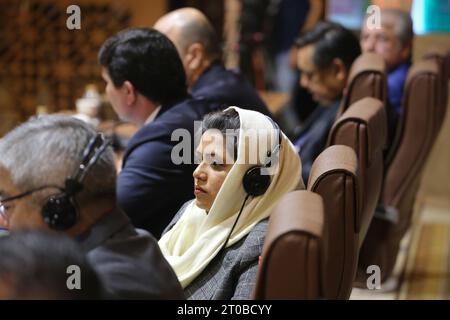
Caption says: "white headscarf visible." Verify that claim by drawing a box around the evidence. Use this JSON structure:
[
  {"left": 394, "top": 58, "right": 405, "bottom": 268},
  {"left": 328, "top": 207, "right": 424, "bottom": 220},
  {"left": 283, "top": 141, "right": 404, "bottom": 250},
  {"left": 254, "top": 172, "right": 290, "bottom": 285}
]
[{"left": 159, "top": 107, "right": 303, "bottom": 288}]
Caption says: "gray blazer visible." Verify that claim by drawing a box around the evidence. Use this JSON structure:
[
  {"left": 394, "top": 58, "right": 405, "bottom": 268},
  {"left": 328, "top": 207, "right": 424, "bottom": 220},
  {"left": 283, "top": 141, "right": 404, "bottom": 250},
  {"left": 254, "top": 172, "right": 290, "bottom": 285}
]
[
  {"left": 163, "top": 201, "right": 268, "bottom": 300},
  {"left": 79, "top": 208, "right": 184, "bottom": 299}
]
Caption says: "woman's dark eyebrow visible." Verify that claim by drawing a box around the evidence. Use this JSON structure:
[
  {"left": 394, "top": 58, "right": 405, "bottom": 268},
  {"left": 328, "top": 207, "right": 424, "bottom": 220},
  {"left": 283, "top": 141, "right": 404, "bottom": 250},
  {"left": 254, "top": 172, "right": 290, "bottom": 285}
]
[{"left": 207, "top": 153, "right": 228, "bottom": 165}]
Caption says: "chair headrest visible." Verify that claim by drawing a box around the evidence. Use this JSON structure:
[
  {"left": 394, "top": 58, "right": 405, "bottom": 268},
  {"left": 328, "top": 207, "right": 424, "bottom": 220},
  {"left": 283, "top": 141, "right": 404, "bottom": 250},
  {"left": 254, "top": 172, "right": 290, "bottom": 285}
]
[
  {"left": 384, "top": 59, "right": 440, "bottom": 204},
  {"left": 306, "top": 145, "right": 360, "bottom": 298},
  {"left": 348, "top": 53, "right": 386, "bottom": 83},
  {"left": 405, "top": 59, "right": 439, "bottom": 84},
  {"left": 329, "top": 97, "right": 387, "bottom": 167},
  {"left": 307, "top": 145, "right": 358, "bottom": 191},
  {"left": 423, "top": 47, "right": 450, "bottom": 81},
  {"left": 254, "top": 190, "right": 325, "bottom": 299},
  {"left": 265, "top": 190, "right": 324, "bottom": 243},
  {"left": 339, "top": 53, "right": 387, "bottom": 115}
]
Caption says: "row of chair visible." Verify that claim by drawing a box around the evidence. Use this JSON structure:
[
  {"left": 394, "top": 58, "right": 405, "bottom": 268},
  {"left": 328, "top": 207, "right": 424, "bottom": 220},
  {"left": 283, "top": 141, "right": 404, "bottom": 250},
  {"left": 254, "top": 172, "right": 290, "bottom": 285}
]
[
  {"left": 254, "top": 145, "right": 359, "bottom": 299},
  {"left": 360, "top": 49, "right": 447, "bottom": 283},
  {"left": 253, "top": 49, "right": 449, "bottom": 299}
]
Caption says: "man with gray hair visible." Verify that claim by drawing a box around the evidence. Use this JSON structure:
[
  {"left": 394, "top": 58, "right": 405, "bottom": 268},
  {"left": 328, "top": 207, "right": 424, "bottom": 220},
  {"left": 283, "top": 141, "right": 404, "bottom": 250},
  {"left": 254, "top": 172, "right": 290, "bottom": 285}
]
[
  {"left": 360, "top": 8, "right": 414, "bottom": 116},
  {"left": 0, "top": 115, "right": 183, "bottom": 299},
  {"left": 154, "top": 7, "right": 270, "bottom": 116}
]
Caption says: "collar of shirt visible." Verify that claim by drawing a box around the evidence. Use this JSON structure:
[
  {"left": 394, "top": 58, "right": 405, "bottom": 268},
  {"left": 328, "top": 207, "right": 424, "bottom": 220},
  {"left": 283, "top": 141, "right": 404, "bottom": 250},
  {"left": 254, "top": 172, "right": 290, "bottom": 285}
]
[{"left": 144, "top": 105, "right": 162, "bottom": 125}]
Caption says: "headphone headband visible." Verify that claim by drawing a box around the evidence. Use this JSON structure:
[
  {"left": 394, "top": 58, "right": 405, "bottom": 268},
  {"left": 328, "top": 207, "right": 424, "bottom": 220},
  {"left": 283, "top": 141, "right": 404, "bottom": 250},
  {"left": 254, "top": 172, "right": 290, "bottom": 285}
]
[
  {"left": 42, "top": 133, "right": 111, "bottom": 230},
  {"left": 71, "top": 133, "right": 110, "bottom": 188},
  {"left": 242, "top": 117, "right": 282, "bottom": 197}
]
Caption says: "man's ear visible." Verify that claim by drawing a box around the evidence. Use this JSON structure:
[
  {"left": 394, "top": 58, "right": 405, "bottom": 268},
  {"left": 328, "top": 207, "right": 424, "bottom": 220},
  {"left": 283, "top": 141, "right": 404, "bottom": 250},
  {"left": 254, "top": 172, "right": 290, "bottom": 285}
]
[
  {"left": 185, "top": 43, "right": 204, "bottom": 71},
  {"left": 123, "top": 81, "right": 137, "bottom": 106},
  {"left": 332, "top": 58, "right": 348, "bottom": 82}
]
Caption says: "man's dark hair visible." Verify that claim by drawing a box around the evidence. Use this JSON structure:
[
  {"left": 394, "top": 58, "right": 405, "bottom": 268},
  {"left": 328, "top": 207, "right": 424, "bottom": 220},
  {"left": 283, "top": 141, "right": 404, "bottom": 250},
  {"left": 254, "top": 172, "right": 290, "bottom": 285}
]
[
  {"left": 99, "top": 27, "right": 187, "bottom": 106},
  {"left": 296, "top": 21, "right": 361, "bottom": 70},
  {"left": 0, "top": 231, "right": 103, "bottom": 299}
]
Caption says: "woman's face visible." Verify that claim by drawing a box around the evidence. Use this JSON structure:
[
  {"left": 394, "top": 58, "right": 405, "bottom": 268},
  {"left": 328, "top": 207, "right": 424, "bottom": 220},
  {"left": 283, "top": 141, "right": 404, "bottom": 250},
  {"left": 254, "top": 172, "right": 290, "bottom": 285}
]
[{"left": 193, "top": 130, "right": 234, "bottom": 211}]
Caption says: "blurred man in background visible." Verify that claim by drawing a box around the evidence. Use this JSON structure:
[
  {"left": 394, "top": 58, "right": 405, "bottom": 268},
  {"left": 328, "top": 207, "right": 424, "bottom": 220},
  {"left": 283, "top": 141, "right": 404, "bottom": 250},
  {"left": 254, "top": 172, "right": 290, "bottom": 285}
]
[
  {"left": 360, "top": 8, "right": 414, "bottom": 116},
  {"left": 154, "top": 7, "right": 270, "bottom": 116},
  {"left": 293, "top": 22, "right": 361, "bottom": 181}
]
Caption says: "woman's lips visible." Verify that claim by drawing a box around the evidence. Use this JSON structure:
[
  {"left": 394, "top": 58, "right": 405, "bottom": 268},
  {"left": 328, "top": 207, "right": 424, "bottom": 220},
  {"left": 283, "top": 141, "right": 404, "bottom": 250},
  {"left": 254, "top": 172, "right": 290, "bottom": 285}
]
[{"left": 194, "top": 186, "right": 207, "bottom": 195}]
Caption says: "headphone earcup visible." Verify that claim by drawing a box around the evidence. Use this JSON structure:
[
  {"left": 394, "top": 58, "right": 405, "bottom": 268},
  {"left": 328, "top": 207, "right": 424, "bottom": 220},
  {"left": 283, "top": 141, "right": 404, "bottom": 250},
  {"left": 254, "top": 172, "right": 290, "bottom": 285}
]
[
  {"left": 42, "top": 194, "right": 78, "bottom": 231},
  {"left": 243, "top": 167, "right": 271, "bottom": 197}
]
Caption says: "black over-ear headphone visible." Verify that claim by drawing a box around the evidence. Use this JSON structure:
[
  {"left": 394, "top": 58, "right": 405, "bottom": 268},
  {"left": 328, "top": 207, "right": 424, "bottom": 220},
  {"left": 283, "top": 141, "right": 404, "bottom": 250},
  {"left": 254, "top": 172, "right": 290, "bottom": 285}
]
[
  {"left": 242, "top": 118, "right": 282, "bottom": 197},
  {"left": 42, "top": 133, "right": 110, "bottom": 231}
]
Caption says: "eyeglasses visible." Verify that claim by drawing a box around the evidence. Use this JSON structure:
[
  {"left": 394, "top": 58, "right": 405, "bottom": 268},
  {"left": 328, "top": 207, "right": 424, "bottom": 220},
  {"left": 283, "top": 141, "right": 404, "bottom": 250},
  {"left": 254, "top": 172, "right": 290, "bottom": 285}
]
[{"left": 0, "top": 185, "right": 63, "bottom": 224}]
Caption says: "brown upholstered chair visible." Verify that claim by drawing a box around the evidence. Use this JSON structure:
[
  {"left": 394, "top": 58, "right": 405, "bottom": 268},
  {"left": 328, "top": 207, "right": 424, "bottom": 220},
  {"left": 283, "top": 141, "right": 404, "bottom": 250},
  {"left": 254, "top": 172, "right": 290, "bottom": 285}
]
[
  {"left": 358, "top": 59, "right": 442, "bottom": 283},
  {"left": 337, "top": 53, "right": 387, "bottom": 118},
  {"left": 327, "top": 97, "right": 387, "bottom": 245},
  {"left": 307, "top": 145, "right": 359, "bottom": 299},
  {"left": 253, "top": 190, "right": 325, "bottom": 299},
  {"left": 422, "top": 48, "right": 450, "bottom": 137}
]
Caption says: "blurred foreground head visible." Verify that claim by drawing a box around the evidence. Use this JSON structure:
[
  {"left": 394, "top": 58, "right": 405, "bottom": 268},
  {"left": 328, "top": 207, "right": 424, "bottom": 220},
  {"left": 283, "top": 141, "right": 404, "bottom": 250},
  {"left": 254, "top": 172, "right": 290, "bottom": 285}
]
[{"left": 0, "top": 230, "right": 102, "bottom": 299}]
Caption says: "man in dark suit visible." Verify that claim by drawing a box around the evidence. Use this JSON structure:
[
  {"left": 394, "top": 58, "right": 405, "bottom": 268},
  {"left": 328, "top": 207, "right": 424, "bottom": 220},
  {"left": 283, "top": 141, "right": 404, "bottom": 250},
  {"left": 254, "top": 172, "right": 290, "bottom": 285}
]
[
  {"left": 99, "top": 28, "right": 220, "bottom": 238},
  {"left": 293, "top": 22, "right": 361, "bottom": 181},
  {"left": 154, "top": 7, "right": 270, "bottom": 116}
]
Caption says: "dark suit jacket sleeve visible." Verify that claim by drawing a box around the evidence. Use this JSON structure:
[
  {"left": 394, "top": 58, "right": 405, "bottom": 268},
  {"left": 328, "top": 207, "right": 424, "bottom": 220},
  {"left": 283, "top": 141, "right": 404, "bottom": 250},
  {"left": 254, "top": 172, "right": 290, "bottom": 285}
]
[
  {"left": 298, "top": 103, "right": 340, "bottom": 182},
  {"left": 118, "top": 136, "right": 193, "bottom": 238},
  {"left": 298, "top": 121, "right": 330, "bottom": 182}
]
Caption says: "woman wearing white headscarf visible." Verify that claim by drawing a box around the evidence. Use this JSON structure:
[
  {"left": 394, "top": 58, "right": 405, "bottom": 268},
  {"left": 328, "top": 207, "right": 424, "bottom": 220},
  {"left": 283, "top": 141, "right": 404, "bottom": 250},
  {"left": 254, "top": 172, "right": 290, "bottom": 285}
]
[{"left": 159, "top": 107, "right": 303, "bottom": 299}]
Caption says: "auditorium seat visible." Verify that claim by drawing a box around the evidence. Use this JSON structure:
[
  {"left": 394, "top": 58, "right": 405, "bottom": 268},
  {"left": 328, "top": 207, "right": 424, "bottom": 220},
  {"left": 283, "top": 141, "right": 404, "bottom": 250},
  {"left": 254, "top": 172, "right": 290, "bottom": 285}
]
[
  {"left": 336, "top": 52, "right": 387, "bottom": 118},
  {"left": 253, "top": 190, "right": 325, "bottom": 299},
  {"left": 422, "top": 48, "right": 450, "bottom": 138},
  {"left": 358, "top": 59, "right": 442, "bottom": 283},
  {"left": 328, "top": 97, "right": 387, "bottom": 244},
  {"left": 307, "top": 145, "right": 360, "bottom": 299}
]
